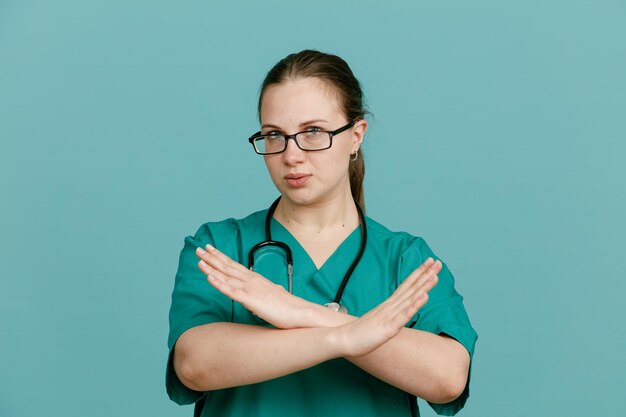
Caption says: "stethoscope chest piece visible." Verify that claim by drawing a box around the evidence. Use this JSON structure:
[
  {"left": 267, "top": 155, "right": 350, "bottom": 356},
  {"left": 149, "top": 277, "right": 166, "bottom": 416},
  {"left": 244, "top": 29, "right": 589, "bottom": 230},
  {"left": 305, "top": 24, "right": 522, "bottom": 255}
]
[{"left": 325, "top": 302, "right": 348, "bottom": 314}]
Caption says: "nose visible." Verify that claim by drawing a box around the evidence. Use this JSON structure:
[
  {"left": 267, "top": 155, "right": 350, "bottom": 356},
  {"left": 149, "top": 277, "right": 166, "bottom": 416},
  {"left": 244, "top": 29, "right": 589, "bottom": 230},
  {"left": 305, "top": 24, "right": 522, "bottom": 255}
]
[{"left": 282, "top": 136, "right": 305, "bottom": 164}]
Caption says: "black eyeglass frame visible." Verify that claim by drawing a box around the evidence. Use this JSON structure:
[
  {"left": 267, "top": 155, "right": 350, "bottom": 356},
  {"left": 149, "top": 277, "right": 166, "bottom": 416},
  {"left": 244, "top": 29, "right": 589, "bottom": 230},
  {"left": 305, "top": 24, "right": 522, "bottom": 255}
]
[{"left": 247, "top": 121, "right": 356, "bottom": 155}]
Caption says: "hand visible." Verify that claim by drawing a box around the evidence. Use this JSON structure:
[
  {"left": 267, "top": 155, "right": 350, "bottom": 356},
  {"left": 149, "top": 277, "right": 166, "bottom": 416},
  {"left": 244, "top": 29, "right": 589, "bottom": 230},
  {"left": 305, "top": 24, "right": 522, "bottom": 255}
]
[
  {"left": 195, "top": 244, "right": 319, "bottom": 329},
  {"left": 334, "top": 257, "right": 441, "bottom": 358}
]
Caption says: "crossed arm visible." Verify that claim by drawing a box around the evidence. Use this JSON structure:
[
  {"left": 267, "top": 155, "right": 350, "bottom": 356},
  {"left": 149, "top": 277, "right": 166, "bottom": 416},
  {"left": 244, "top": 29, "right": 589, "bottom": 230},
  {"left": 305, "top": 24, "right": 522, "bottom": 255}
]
[{"left": 173, "top": 244, "right": 470, "bottom": 404}]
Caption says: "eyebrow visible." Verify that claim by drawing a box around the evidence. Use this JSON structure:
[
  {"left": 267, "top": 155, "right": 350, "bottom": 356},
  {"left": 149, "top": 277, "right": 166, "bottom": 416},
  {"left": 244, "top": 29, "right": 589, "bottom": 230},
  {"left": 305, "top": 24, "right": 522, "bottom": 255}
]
[{"left": 261, "top": 119, "right": 329, "bottom": 130}]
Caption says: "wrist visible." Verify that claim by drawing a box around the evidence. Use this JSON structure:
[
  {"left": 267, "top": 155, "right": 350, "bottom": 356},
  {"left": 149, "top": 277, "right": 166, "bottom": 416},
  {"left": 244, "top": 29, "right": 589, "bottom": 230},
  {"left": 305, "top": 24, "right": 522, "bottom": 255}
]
[
  {"left": 323, "top": 325, "right": 349, "bottom": 358},
  {"left": 304, "top": 303, "right": 357, "bottom": 328}
]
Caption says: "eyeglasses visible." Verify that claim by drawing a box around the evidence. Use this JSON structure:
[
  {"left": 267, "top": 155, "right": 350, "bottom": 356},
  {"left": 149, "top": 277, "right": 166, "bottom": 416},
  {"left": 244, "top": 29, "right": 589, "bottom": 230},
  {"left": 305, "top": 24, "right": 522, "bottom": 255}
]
[{"left": 248, "top": 121, "right": 355, "bottom": 155}]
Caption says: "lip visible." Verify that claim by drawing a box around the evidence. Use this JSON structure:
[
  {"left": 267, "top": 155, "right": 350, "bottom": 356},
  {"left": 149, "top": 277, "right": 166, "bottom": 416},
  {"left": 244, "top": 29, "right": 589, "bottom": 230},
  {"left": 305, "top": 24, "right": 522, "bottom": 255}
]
[
  {"left": 285, "top": 174, "right": 311, "bottom": 187},
  {"left": 284, "top": 173, "right": 310, "bottom": 179}
]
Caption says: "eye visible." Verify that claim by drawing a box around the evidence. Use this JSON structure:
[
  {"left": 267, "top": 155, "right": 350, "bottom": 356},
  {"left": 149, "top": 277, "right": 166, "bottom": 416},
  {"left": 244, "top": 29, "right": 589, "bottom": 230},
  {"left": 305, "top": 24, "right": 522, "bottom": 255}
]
[{"left": 306, "top": 126, "right": 322, "bottom": 132}]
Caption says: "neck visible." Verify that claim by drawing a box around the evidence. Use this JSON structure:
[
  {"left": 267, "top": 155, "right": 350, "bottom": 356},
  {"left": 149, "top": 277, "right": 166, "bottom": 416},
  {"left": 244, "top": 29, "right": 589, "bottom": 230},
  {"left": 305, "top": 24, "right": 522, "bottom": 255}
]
[{"left": 274, "top": 192, "right": 360, "bottom": 236}]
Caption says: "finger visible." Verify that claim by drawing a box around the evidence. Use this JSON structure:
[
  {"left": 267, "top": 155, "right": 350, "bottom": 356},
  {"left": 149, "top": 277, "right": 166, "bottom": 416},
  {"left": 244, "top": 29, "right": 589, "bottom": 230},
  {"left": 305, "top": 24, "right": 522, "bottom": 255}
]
[
  {"left": 395, "top": 257, "right": 435, "bottom": 291},
  {"left": 408, "top": 261, "right": 441, "bottom": 293},
  {"left": 409, "top": 259, "right": 442, "bottom": 289},
  {"left": 198, "top": 259, "right": 246, "bottom": 289},
  {"left": 393, "top": 265, "right": 440, "bottom": 312},
  {"left": 388, "top": 260, "right": 441, "bottom": 305},
  {"left": 206, "top": 271, "right": 249, "bottom": 303},
  {"left": 400, "top": 273, "right": 439, "bottom": 315},
  {"left": 196, "top": 245, "right": 235, "bottom": 272},
  {"left": 371, "top": 291, "right": 432, "bottom": 339},
  {"left": 361, "top": 270, "right": 439, "bottom": 339},
  {"left": 386, "top": 286, "right": 427, "bottom": 321},
  {"left": 389, "top": 284, "right": 434, "bottom": 328},
  {"left": 387, "top": 268, "right": 440, "bottom": 319},
  {"left": 391, "top": 259, "right": 440, "bottom": 304},
  {"left": 196, "top": 244, "right": 249, "bottom": 273},
  {"left": 391, "top": 293, "right": 429, "bottom": 328},
  {"left": 403, "top": 292, "right": 430, "bottom": 321},
  {"left": 206, "top": 244, "right": 250, "bottom": 272},
  {"left": 196, "top": 245, "right": 248, "bottom": 279}
]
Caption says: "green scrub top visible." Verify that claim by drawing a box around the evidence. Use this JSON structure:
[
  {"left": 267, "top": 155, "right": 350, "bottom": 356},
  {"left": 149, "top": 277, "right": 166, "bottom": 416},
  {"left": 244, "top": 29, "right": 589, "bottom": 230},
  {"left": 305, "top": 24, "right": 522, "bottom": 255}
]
[{"left": 166, "top": 208, "right": 478, "bottom": 417}]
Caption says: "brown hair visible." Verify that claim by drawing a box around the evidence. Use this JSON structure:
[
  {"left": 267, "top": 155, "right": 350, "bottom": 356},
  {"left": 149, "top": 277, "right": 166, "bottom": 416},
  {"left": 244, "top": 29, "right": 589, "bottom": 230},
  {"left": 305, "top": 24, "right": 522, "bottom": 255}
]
[{"left": 257, "top": 49, "right": 371, "bottom": 211}]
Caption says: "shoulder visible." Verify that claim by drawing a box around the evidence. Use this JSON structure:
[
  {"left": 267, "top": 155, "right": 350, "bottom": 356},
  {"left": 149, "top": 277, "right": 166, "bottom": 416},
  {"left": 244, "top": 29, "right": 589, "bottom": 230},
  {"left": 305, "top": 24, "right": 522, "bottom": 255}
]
[
  {"left": 364, "top": 214, "right": 429, "bottom": 254},
  {"left": 188, "top": 208, "right": 268, "bottom": 242},
  {"left": 182, "top": 209, "right": 269, "bottom": 262},
  {"left": 363, "top": 215, "right": 444, "bottom": 278}
]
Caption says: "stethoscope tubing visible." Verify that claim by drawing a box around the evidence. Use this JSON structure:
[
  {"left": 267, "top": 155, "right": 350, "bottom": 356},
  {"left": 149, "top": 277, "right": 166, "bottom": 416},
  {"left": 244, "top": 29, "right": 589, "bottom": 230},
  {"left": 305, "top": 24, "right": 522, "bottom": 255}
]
[{"left": 249, "top": 195, "right": 367, "bottom": 309}]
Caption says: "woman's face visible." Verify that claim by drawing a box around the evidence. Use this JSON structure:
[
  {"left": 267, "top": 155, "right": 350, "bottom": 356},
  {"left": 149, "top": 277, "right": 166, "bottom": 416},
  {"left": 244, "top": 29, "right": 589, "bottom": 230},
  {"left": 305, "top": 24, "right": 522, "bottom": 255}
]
[{"left": 259, "top": 77, "right": 366, "bottom": 206}]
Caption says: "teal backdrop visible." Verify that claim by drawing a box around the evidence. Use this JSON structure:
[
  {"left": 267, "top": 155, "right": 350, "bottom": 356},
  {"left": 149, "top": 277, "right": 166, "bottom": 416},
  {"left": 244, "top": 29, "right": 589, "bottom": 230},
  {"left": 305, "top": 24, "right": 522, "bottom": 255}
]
[{"left": 1, "top": 1, "right": 624, "bottom": 416}]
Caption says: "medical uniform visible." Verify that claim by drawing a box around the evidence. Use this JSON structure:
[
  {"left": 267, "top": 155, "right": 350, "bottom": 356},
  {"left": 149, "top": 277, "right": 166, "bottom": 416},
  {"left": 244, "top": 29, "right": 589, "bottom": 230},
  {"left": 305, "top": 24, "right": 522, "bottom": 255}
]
[{"left": 166, "top": 207, "right": 478, "bottom": 416}]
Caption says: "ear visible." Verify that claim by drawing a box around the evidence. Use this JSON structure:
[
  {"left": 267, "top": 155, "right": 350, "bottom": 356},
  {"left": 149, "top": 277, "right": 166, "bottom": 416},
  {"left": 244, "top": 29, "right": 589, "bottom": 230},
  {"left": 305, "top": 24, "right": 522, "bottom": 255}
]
[{"left": 351, "top": 119, "right": 367, "bottom": 153}]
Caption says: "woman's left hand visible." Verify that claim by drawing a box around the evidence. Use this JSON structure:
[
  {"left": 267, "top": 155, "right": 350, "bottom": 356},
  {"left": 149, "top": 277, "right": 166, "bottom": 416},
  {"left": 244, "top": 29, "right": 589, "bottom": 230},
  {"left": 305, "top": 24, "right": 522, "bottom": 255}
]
[{"left": 195, "top": 244, "right": 317, "bottom": 329}]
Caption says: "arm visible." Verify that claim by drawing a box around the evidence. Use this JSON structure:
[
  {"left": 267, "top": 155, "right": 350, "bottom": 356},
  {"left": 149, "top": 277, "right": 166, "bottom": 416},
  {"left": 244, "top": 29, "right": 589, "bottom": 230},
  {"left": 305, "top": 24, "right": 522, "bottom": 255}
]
[
  {"left": 173, "top": 322, "right": 342, "bottom": 391},
  {"left": 300, "top": 303, "right": 470, "bottom": 404},
  {"left": 193, "top": 244, "right": 470, "bottom": 404},
  {"left": 173, "top": 303, "right": 466, "bottom": 403},
  {"left": 175, "top": 246, "right": 437, "bottom": 393}
]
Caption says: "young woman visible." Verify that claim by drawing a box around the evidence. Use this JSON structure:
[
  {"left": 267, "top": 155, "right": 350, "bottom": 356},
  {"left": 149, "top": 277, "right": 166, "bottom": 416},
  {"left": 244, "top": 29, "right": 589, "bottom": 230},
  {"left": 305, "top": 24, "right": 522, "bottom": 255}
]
[{"left": 166, "top": 49, "right": 478, "bottom": 417}]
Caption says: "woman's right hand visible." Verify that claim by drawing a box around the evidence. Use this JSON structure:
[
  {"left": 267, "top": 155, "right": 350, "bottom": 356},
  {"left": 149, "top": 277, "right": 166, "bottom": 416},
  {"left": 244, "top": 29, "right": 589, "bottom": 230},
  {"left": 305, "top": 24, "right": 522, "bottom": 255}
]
[
  {"left": 333, "top": 258, "right": 442, "bottom": 358},
  {"left": 196, "top": 243, "right": 327, "bottom": 329}
]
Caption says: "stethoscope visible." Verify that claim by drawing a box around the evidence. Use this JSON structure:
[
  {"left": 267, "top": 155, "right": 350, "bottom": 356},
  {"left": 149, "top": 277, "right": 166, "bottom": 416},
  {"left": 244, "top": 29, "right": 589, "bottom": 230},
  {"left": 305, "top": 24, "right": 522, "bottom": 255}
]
[{"left": 248, "top": 196, "right": 367, "bottom": 314}]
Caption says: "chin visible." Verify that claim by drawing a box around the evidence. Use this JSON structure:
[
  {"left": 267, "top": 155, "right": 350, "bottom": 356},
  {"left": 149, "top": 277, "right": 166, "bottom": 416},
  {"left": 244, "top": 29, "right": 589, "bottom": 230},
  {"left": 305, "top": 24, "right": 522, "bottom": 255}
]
[
  {"left": 281, "top": 192, "right": 311, "bottom": 205},
  {"left": 279, "top": 189, "right": 317, "bottom": 206}
]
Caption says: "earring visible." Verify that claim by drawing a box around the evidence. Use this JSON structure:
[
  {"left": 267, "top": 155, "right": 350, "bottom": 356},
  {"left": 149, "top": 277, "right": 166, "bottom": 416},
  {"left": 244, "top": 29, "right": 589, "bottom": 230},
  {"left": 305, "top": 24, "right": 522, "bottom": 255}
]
[{"left": 350, "top": 151, "right": 359, "bottom": 162}]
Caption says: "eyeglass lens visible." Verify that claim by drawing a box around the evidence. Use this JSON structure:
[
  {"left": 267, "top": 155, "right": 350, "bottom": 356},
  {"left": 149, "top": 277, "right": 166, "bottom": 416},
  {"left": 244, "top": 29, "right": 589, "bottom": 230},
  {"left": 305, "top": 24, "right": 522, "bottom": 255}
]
[{"left": 254, "top": 131, "right": 331, "bottom": 154}]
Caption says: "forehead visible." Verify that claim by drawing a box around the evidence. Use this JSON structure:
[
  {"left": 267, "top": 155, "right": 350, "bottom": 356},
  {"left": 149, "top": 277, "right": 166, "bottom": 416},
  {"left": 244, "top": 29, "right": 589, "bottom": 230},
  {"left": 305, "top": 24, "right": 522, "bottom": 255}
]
[{"left": 260, "top": 77, "right": 343, "bottom": 126}]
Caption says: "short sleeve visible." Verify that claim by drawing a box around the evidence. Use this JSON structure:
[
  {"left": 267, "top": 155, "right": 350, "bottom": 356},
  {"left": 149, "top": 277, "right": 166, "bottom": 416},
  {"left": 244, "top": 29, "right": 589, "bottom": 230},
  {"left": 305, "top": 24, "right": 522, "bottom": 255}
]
[
  {"left": 165, "top": 224, "right": 234, "bottom": 405},
  {"left": 398, "top": 237, "right": 478, "bottom": 416}
]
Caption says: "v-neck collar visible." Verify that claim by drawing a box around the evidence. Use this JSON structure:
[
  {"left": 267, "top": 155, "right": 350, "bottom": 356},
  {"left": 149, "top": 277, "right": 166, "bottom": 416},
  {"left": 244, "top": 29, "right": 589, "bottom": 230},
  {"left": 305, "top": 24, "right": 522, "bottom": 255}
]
[{"left": 269, "top": 216, "right": 363, "bottom": 292}]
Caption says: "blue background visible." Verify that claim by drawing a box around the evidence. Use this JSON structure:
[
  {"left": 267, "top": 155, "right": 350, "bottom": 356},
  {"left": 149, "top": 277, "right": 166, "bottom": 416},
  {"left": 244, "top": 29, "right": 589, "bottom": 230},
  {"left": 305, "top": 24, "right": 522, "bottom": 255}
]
[{"left": 1, "top": 1, "right": 624, "bottom": 416}]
